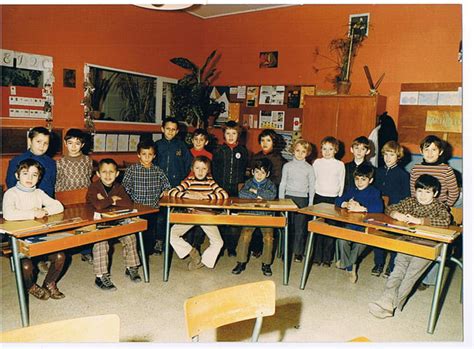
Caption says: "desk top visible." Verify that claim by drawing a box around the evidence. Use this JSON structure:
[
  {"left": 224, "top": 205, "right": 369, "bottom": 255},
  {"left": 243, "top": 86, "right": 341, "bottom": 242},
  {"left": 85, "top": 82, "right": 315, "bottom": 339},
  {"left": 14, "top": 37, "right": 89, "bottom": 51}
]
[
  {"left": 0, "top": 203, "right": 158, "bottom": 238},
  {"left": 159, "top": 197, "right": 298, "bottom": 212},
  {"left": 299, "top": 203, "right": 461, "bottom": 243}
]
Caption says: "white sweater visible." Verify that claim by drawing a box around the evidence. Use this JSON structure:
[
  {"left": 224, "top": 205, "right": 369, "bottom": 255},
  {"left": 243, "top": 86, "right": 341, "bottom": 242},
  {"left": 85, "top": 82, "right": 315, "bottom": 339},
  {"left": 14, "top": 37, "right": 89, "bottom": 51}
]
[
  {"left": 312, "top": 158, "right": 345, "bottom": 198},
  {"left": 3, "top": 186, "right": 64, "bottom": 221}
]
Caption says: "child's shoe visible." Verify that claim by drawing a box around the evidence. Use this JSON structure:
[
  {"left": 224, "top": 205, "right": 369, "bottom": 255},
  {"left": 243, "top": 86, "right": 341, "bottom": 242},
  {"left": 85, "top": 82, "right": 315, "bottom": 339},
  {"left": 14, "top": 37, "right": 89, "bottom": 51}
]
[
  {"left": 81, "top": 253, "right": 94, "bottom": 265},
  {"left": 382, "top": 266, "right": 392, "bottom": 278},
  {"left": 125, "top": 267, "right": 142, "bottom": 283},
  {"left": 43, "top": 281, "right": 65, "bottom": 299},
  {"left": 231, "top": 262, "right": 246, "bottom": 274},
  {"left": 322, "top": 262, "right": 331, "bottom": 268},
  {"left": 228, "top": 249, "right": 237, "bottom": 257},
  {"left": 371, "top": 264, "right": 384, "bottom": 277},
  {"left": 261, "top": 263, "right": 272, "bottom": 276},
  {"left": 368, "top": 301, "right": 394, "bottom": 319},
  {"left": 154, "top": 240, "right": 164, "bottom": 255},
  {"left": 188, "top": 260, "right": 204, "bottom": 270},
  {"left": 348, "top": 267, "right": 358, "bottom": 283},
  {"left": 294, "top": 255, "right": 303, "bottom": 263},
  {"left": 95, "top": 274, "right": 117, "bottom": 291},
  {"left": 28, "top": 283, "right": 50, "bottom": 300}
]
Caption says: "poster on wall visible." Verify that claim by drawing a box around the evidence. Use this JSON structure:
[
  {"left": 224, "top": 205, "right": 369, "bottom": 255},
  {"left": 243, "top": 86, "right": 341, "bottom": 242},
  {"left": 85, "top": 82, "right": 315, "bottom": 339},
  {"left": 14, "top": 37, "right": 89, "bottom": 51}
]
[
  {"left": 117, "top": 134, "right": 129, "bottom": 152},
  {"left": 246, "top": 86, "right": 259, "bottom": 107},
  {"left": 259, "top": 51, "right": 278, "bottom": 68},
  {"left": 300, "top": 86, "right": 316, "bottom": 107},
  {"left": 106, "top": 134, "right": 118, "bottom": 152},
  {"left": 258, "top": 110, "right": 285, "bottom": 130},
  {"left": 93, "top": 133, "right": 106, "bottom": 152},
  {"left": 259, "top": 85, "right": 285, "bottom": 105},
  {"left": 129, "top": 135, "right": 140, "bottom": 152},
  {"left": 287, "top": 88, "right": 301, "bottom": 108},
  {"left": 276, "top": 130, "right": 294, "bottom": 161}
]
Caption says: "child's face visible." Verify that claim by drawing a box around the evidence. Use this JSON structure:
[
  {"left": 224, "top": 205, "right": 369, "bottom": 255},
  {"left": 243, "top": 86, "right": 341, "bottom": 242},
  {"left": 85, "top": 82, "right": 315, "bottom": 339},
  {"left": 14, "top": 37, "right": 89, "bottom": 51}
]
[
  {"left": 224, "top": 129, "right": 239, "bottom": 145},
  {"left": 16, "top": 166, "right": 40, "bottom": 188},
  {"left": 97, "top": 164, "right": 119, "bottom": 187},
  {"left": 252, "top": 168, "right": 269, "bottom": 182},
  {"left": 137, "top": 148, "right": 156, "bottom": 168},
  {"left": 162, "top": 122, "right": 179, "bottom": 141},
  {"left": 192, "top": 134, "right": 208, "bottom": 151},
  {"left": 351, "top": 144, "right": 370, "bottom": 162},
  {"left": 294, "top": 143, "right": 308, "bottom": 161},
  {"left": 28, "top": 134, "right": 50, "bottom": 156},
  {"left": 65, "top": 137, "right": 84, "bottom": 157},
  {"left": 260, "top": 136, "right": 274, "bottom": 153},
  {"left": 422, "top": 143, "right": 443, "bottom": 163},
  {"left": 383, "top": 150, "right": 398, "bottom": 167},
  {"left": 192, "top": 161, "right": 209, "bottom": 180},
  {"left": 354, "top": 175, "right": 373, "bottom": 190},
  {"left": 321, "top": 142, "right": 337, "bottom": 160},
  {"left": 415, "top": 187, "right": 437, "bottom": 205}
]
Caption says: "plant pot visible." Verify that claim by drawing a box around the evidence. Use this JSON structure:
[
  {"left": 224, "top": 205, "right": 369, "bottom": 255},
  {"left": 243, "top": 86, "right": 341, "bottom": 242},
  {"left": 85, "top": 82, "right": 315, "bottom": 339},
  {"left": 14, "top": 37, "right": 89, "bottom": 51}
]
[{"left": 337, "top": 81, "right": 352, "bottom": 95}]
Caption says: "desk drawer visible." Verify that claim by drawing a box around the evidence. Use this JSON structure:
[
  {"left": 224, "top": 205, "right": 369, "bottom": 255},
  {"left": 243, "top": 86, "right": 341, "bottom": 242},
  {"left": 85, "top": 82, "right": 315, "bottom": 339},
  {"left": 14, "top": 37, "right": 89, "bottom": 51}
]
[
  {"left": 18, "top": 218, "right": 147, "bottom": 257},
  {"left": 170, "top": 213, "right": 286, "bottom": 228}
]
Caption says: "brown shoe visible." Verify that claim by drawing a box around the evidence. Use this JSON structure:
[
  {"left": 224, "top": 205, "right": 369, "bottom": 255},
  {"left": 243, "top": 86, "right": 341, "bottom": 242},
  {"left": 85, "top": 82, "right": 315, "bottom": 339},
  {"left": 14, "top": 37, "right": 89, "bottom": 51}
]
[
  {"left": 43, "top": 281, "right": 65, "bottom": 299},
  {"left": 28, "top": 284, "right": 50, "bottom": 300}
]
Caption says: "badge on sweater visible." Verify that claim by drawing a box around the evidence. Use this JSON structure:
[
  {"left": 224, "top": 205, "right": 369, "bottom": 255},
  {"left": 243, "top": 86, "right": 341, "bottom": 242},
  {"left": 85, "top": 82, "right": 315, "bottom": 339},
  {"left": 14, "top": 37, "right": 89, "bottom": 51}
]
[
  {"left": 176, "top": 149, "right": 182, "bottom": 156},
  {"left": 235, "top": 152, "right": 241, "bottom": 159}
]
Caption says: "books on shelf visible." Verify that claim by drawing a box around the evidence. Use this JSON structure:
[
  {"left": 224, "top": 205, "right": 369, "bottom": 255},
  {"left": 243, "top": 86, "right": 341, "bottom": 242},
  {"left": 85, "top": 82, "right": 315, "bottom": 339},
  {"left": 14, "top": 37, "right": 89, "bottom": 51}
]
[{"left": 100, "top": 209, "right": 137, "bottom": 218}]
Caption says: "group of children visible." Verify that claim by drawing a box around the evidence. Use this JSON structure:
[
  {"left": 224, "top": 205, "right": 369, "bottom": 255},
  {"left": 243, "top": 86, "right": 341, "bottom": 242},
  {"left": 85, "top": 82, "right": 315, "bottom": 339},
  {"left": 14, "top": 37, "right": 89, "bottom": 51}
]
[{"left": 2, "top": 119, "right": 460, "bottom": 320}]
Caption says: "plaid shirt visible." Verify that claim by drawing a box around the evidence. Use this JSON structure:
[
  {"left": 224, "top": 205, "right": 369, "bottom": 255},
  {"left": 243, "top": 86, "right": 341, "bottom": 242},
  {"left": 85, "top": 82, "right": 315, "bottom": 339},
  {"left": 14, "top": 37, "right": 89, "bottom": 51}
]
[
  {"left": 122, "top": 163, "right": 171, "bottom": 208},
  {"left": 386, "top": 197, "right": 451, "bottom": 227}
]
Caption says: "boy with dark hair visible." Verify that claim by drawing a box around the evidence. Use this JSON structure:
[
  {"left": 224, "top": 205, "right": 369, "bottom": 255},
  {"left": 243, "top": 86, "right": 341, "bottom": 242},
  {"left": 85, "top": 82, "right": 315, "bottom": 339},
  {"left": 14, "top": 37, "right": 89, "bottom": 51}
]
[
  {"left": 344, "top": 136, "right": 373, "bottom": 191},
  {"left": 335, "top": 163, "right": 384, "bottom": 283},
  {"left": 87, "top": 158, "right": 142, "bottom": 291},
  {"left": 123, "top": 139, "right": 171, "bottom": 255},
  {"left": 190, "top": 128, "right": 213, "bottom": 160},
  {"left": 369, "top": 174, "right": 451, "bottom": 318}
]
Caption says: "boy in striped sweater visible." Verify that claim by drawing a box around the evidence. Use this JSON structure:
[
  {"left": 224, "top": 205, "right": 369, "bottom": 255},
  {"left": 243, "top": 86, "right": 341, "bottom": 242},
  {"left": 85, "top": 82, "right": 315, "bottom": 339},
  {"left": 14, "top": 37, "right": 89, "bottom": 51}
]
[{"left": 169, "top": 156, "right": 228, "bottom": 270}]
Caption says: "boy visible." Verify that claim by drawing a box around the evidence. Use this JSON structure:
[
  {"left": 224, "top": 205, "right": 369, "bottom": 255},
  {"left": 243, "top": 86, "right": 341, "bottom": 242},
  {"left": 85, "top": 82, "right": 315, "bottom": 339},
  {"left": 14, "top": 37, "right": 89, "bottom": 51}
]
[
  {"left": 87, "top": 158, "right": 142, "bottom": 291},
  {"left": 212, "top": 121, "right": 249, "bottom": 256},
  {"left": 312, "top": 136, "right": 345, "bottom": 266},
  {"left": 372, "top": 141, "right": 410, "bottom": 277},
  {"left": 368, "top": 175, "right": 451, "bottom": 318},
  {"left": 335, "top": 164, "right": 384, "bottom": 283},
  {"left": 232, "top": 158, "right": 277, "bottom": 276},
  {"left": 168, "top": 156, "right": 228, "bottom": 270},
  {"left": 344, "top": 136, "right": 373, "bottom": 191},
  {"left": 122, "top": 139, "right": 171, "bottom": 256},
  {"left": 190, "top": 128, "right": 213, "bottom": 160}
]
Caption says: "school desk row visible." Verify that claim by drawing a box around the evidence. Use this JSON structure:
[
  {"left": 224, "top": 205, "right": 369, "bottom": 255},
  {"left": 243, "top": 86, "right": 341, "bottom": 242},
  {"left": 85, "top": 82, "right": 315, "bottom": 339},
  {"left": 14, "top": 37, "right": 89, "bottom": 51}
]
[{"left": 0, "top": 197, "right": 461, "bottom": 333}]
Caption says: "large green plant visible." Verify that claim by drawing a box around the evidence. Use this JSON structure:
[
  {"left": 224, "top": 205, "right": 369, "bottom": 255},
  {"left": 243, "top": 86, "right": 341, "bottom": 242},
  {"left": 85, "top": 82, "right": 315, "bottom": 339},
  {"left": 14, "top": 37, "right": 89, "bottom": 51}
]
[{"left": 170, "top": 50, "right": 225, "bottom": 127}]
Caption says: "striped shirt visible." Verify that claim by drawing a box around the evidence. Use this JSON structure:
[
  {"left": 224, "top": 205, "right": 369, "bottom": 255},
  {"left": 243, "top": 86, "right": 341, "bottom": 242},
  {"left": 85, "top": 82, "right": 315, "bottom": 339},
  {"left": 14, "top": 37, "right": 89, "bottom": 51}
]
[
  {"left": 386, "top": 197, "right": 451, "bottom": 227},
  {"left": 168, "top": 176, "right": 228, "bottom": 200},
  {"left": 410, "top": 163, "right": 459, "bottom": 207},
  {"left": 122, "top": 163, "right": 171, "bottom": 208}
]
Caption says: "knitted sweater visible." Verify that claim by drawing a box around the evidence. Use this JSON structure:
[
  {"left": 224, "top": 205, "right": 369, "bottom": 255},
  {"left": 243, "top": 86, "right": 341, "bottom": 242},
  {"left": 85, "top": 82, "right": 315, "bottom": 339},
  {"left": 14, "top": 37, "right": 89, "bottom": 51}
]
[
  {"left": 335, "top": 185, "right": 384, "bottom": 213},
  {"left": 86, "top": 180, "right": 133, "bottom": 210},
  {"left": 386, "top": 197, "right": 451, "bottom": 227},
  {"left": 168, "top": 175, "right": 229, "bottom": 200},
  {"left": 374, "top": 164, "right": 410, "bottom": 205},
  {"left": 279, "top": 158, "right": 315, "bottom": 199},
  {"left": 55, "top": 154, "right": 93, "bottom": 192},
  {"left": 313, "top": 158, "right": 345, "bottom": 198}
]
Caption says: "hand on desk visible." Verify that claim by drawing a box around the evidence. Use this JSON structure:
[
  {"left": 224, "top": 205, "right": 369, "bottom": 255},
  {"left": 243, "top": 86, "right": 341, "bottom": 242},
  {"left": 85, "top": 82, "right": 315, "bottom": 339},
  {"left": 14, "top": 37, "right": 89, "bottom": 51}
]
[
  {"left": 183, "top": 191, "right": 209, "bottom": 200},
  {"left": 34, "top": 208, "right": 48, "bottom": 219},
  {"left": 343, "top": 199, "right": 368, "bottom": 213},
  {"left": 391, "top": 211, "right": 422, "bottom": 225}
]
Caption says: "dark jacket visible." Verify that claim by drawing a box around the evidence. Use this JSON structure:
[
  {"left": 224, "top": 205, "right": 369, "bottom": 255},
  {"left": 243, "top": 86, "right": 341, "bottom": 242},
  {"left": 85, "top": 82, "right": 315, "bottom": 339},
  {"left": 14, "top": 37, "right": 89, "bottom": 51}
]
[
  {"left": 374, "top": 164, "right": 410, "bottom": 205},
  {"left": 154, "top": 138, "right": 193, "bottom": 188},
  {"left": 344, "top": 160, "right": 374, "bottom": 192},
  {"left": 212, "top": 143, "right": 248, "bottom": 196}
]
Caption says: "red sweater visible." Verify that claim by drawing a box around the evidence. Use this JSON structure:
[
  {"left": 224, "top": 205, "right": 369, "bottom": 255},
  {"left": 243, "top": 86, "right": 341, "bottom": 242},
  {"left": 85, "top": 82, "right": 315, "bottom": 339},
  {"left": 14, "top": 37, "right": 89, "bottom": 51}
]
[{"left": 191, "top": 148, "right": 213, "bottom": 160}]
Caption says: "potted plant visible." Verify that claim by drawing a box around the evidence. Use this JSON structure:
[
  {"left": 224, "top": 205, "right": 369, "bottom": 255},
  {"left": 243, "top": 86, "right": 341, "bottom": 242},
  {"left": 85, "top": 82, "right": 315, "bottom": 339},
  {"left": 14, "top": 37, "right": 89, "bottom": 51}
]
[
  {"left": 89, "top": 68, "right": 118, "bottom": 118},
  {"left": 170, "top": 50, "right": 225, "bottom": 127}
]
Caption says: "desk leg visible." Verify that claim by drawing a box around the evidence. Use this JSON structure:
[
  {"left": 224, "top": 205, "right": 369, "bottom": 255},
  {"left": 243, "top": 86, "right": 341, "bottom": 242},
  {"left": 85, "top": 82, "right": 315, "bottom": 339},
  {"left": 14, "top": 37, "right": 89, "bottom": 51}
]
[
  {"left": 163, "top": 206, "right": 171, "bottom": 282},
  {"left": 137, "top": 232, "right": 149, "bottom": 283},
  {"left": 11, "top": 236, "right": 29, "bottom": 327},
  {"left": 300, "top": 232, "right": 315, "bottom": 290},
  {"left": 283, "top": 212, "right": 289, "bottom": 285},
  {"left": 427, "top": 243, "right": 448, "bottom": 334}
]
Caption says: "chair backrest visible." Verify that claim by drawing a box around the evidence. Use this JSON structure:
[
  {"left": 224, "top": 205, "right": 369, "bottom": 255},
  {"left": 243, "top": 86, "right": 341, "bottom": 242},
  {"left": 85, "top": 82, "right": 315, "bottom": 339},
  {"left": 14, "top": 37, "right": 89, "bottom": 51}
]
[
  {"left": 451, "top": 207, "right": 463, "bottom": 226},
  {"left": 0, "top": 314, "right": 120, "bottom": 342},
  {"left": 184, "top": 280, "right": 276, "bottom": 342},
  {"left": 55, "top": 187, "right": 88, "bottom": 205}
]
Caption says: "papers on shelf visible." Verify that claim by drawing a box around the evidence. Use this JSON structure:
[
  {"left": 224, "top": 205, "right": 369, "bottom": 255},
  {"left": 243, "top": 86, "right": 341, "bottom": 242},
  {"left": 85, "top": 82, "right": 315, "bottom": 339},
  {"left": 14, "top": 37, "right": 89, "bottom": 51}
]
[{"left": 100, "top": 209, "right": 137, "bottom": 218}]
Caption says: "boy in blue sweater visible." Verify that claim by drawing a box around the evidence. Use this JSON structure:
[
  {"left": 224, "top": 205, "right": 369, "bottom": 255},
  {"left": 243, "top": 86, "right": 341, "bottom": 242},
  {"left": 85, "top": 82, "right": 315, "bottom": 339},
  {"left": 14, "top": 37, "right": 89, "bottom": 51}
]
[
  {"left": 232, "top": 158, "right": 277, "bottom": 276},
  {"left": 335, "top": 164, "right": 384, "bottom": 283}
]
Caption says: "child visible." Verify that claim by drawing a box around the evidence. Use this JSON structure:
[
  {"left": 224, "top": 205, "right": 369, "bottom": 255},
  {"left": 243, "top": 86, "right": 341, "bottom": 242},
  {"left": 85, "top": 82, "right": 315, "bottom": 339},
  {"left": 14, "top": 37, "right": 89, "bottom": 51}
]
[
  {"left": 154, "top": 117, "right": 193, "bottom": 188},
  {"left": 335, "top": 164, "right": 384, "bottom": 283},
  {"left": 368, "top": 175, "right": 451, "bottom": 318},
  {"left": 87, "top": 158, "right": 142, "bottom": 291},
  {"left": 6, "top": 127, "right": 56, "bottom": 197},
  {"left": 344, "top": 136, "right": 373, "bottom": 191},
  {"left": 232, "top": 158, "right": 277, "bottom": 276},
  {"left": 212, "top": 121, "right": 248, "bottom": 256},
  {"left": 312, "top": 136, "right": 345, "bottom": 267},
  {"left": 279, "top": 139, "right": 315, "bottom": 262},
  {"left": 168, "top": 156, "right": 228, "bottom": 270},
  {"left": 3, "top": 159, "right": 65, "bottom": 300},
  {"left": 372, "top": 141, "right": 410, "bottom": 277},
  {"left": 122, "top": 139, "right": 171, "bottom": 256},
  {"left": 190, "top": 128, "right": 213, "bottom": 160},
  {"left": 55, "top": 128, "right": 94, "bottom": 264}
]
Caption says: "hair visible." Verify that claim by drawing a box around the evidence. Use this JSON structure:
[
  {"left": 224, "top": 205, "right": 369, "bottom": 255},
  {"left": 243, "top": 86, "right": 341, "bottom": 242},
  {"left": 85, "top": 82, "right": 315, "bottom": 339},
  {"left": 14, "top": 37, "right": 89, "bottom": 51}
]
[
  {"left": 415, "top": 174, "right": 441, "bottom": 195},
  {"left": 192, "top": 128, "right": 209, "bottom": 141},
  {"left": 222, "top": 120, "right": 241, "bottom": 135},
  {"left": 98, "top": 158, "right": 119, "bottom": 171},
  {"left": 291, "top": 139, "right": 312, "bottom": 154},
  {"left": 321, "top": 136, "right": 339, "bottom": 152},
  {"left": 64, "top": 128, "right": 86, "bottom": 143},
  {"left": 162, "top": 117, "right": 179, "bottom": 128},
  {"left": 419, "top": 135, "right": 445, "bottom": 152},
  {"left": 381, "top": 140, "right": 404, "bottom": 159},
  {"left": 15, "top": 159, "right": 44, "bottom": 181},
  {"left": 351, "top": 136, "right": 370, "bottom": 148},
  {"left": 192, "top": 155, "right": 211, "bottom": 169},
  {"left": 252, "top": 158, "right": 272, "bottom": 174},
  {"left": 258, "top": 129, "right": 277, "bottom": 144},
  {"left": 353, "top": 163, "right": 375, "bottom": 179},
  {"left": 137, "top": 139, "right": 156, "bottom": 154},
  {"left": 27, "top": 126, "right": 50, "bottom": 140}
]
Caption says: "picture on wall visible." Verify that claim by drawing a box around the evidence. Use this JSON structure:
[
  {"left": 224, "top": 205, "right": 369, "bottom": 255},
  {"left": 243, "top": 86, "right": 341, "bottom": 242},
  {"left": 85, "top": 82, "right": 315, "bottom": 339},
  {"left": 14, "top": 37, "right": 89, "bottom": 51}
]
[
  {"left": 259, "top": 51, "right": 278, "bottom": 68},
  {"left": 349, "top": 13, "right": 370, "bottom": 36},
  {"left": 63, "top": 68, "right": 76, "bottom": 88}
]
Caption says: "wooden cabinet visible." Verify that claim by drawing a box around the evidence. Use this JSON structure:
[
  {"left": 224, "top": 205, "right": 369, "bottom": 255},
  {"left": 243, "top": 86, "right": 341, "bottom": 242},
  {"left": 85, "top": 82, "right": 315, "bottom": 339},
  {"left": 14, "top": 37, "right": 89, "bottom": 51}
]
[{"left": 302, "top": 95, "right": 386, "bottom": 161}]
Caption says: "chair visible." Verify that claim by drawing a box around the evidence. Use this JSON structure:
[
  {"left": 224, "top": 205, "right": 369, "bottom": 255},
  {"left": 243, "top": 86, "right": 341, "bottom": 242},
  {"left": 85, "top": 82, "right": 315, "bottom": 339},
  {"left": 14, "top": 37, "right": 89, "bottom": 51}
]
[
  {"left": 55, "top": 187, "right": 88, "bottom": 205},
  {"left": 184, "top": 280, "right": 276, "bottom": 342},
  {"left": 0, "top": 314, "right": 120, "bottom": 342}
]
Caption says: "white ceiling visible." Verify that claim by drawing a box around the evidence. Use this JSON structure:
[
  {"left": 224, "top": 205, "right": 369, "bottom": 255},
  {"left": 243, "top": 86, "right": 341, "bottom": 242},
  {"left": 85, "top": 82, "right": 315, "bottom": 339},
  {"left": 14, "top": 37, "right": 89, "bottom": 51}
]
[{"left": 185, "top": 4, "right": 292, "bottom": 19}]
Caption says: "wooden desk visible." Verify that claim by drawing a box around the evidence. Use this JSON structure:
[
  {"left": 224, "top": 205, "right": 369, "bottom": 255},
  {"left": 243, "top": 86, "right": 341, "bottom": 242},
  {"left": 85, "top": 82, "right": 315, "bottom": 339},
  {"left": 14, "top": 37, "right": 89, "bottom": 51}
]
[
  {"left": 0, "top": 203, "right": 158, "bottom": 327},
  {"left": 299, "top": 203, "right": 461, "bottom": 334},
  {"left": 159, "top": 197, "right": 298, "bottom": 285}
]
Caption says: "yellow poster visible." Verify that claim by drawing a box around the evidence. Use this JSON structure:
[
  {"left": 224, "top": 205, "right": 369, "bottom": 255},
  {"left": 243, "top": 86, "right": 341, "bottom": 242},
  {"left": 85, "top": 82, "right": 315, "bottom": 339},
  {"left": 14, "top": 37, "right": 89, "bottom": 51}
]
[
  {"left": 228, "top": 102, "right": 240, "bottom": 122},
  {"left": 425, "top": 111, "right": 462, "bottom": 133},
  {"left": 300, "top": 86, "right": 316, "bottom": 107}
]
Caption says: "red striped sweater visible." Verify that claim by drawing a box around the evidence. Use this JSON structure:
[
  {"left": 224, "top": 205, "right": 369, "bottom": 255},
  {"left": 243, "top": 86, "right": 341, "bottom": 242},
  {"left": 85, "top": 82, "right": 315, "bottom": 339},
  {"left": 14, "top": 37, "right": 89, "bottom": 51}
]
[{"left": 168, "top": 175, "right": 229, "bottom": 200}]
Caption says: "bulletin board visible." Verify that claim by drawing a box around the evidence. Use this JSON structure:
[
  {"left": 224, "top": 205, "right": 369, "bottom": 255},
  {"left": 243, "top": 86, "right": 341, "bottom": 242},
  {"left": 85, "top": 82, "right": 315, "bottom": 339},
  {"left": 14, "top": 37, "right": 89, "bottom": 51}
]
[{"left": 398, "top": 82, "right": 462, "bottom": 157}]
